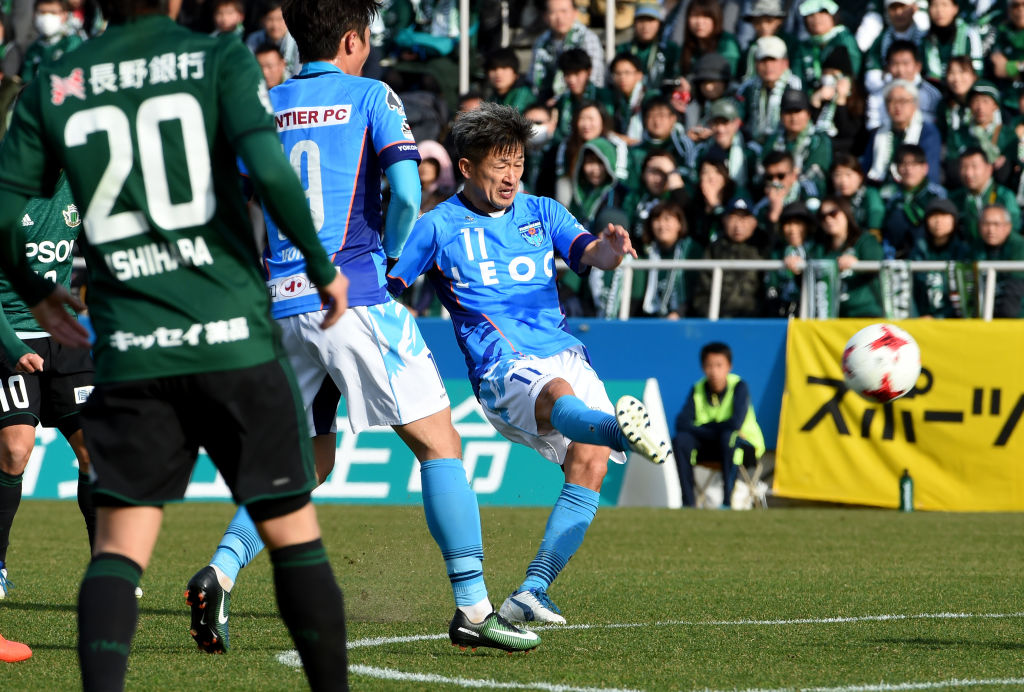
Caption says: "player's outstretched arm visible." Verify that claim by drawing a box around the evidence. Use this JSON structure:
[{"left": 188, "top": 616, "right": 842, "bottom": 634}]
[
  {"left": 581, "top": 223, "right": 638, "bottom": 271},
  {"left": 382, "top": 159, "right": 421, "bottom": 262},
  {"left": 0, "top": 189, "right": 89, "bottom": 349}
]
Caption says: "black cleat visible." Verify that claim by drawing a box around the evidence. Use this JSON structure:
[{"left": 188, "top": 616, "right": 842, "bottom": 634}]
[
  {"left": 185, "top": 565, "right": 231, "bottom": 653},
  {"left": 448, "top": 609, "right": 541, "bottom": 653}
]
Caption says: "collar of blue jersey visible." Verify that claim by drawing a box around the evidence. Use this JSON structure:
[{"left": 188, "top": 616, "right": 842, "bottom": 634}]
[
  {"left": 294, "top": 61, "right": 343, "bottom": 79},
  {"left": 457, "top": 191, "right": 512, "bottom": 217}
]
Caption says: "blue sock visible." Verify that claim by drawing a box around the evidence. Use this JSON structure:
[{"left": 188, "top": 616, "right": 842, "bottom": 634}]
[
  {"left": 420, "top": 458, "right": 488, "bottom": 607},
  {"left": 550, "top": 395, "right": 627, "bottom": 452},
  {"left": 210, "top": 506, "right": 265, "bottom": 586},
  {"left": 521, "top": 483, "right": 600, "bottom": 592}
]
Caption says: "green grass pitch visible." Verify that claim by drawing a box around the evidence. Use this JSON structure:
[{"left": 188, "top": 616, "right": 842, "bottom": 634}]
[{"left": 2, "top": 501, "right": 1023, "bottom": 690}]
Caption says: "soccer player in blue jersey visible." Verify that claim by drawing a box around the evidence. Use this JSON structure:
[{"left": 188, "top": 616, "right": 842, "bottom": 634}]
[
  {"left": 387, "top": 102, "right": 674, "bottom": 625},
  {"left": 185, "top": 0, "right": 539, "bottom": 654}
]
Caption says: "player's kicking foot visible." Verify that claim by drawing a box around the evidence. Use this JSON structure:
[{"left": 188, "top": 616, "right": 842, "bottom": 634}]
[
  {"left": 448, "top": 610, "right": 540, "bottom": 652},
  {"left": 498, "top": 588, "right": 567, "bottom": 625},
  {"left": 616, "top": 395, "right": 672, "bottom": 465},
  {"left": 0, "top": 633, "right": 32, "bottom": 662},
  {"left": 185, "top": 566, "right": 231, "bottom": 653}
]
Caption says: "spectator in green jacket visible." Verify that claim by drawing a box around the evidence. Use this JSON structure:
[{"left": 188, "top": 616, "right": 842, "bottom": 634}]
[
  {"left": 672, "top": 341, "right": 765, "bottom": 509},
  {"left": 809, "top": 196, "right": 885, "bottom": 317},
  {"left": 976, "top": 204, "right": 1024, "bottom": 317},
  {"left": 484, "top": 48, "right": 535, "bottom": 113},
  {"left": 762, "top": 88, "right": 833, "bottom": 197},
  {"left": 20, "top": 0, "right": 84, "bottom": 83},
  {"left": 616, "top": 2, "right": 681, "bottom": 93},
  {"left": 739, "top": 0, "right": 794, "bottom": 80},
  {"left": 882, "top": 143, "right": 949, "bottom": 259},
  {"left": 949, "top": 146, "right": 1022, "bottom": 243},
  {"left": 831, "top": 154, "right": 886, "bottom": 243},
  {"left": 550, "top": 49, "right": 609, "bottom": 144},
  {"left": 910, "top": 197, "right": 975, "bottom": 318},
  {"left": 791, "top": 0, "right": 861, "bottom": 91},
  {"left": 679, "top": 0, "right": 741, "bottom": 82}
]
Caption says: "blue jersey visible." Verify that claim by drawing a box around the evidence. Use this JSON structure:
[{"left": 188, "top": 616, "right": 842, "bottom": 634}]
[
  {"left": 262, "top": 62, "right": 419, "bottom": 317},
  {"left": 387, "top": 192, "right": 598, "bottom": 393}
]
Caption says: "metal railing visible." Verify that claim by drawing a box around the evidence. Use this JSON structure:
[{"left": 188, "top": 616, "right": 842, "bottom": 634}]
[{"left": 615, "top": 259, "right": 1024, "bottom": 322}]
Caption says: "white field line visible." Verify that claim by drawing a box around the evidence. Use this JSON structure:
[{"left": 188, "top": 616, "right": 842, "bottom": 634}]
[{"left": 275, "top": 611, "right": 1024, "bottom": 691}]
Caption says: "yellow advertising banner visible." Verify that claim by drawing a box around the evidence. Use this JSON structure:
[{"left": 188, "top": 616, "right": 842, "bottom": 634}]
[{"left": 775, "top": 319, "right": 1024, "bottom": 511}]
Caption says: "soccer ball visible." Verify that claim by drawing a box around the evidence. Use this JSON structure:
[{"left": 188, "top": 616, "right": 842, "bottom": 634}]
[{"left": 841, "top": 323, "right": 922, "bottom": 403}]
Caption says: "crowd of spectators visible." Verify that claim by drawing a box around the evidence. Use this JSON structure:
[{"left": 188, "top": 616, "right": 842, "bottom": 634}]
[{"left": 2, "top": 0, "right": 1023, "bottom": 318}]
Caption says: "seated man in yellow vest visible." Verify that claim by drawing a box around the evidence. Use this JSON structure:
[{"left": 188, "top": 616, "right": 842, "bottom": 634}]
[{"left": 673, "top": 342, "right": 765, "bottom": 508}]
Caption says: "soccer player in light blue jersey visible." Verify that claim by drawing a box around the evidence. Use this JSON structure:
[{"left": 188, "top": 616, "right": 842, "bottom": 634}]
[
  {"left": 388, "top": 102, "right": 674, "bottom": 624},
  {"left": 185, "top": 0, "right": 538, "bottom": 655}
]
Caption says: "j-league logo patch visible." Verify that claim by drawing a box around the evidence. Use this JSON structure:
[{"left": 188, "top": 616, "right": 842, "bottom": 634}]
[
  {"left": 518, "top": 221, "right": 544, "bottom": 247},
  {"left": 74, "top": 386, "right": 94, "bottom": 405}
]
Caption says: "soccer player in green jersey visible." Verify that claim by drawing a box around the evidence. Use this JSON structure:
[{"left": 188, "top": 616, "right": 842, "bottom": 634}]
[
  {"left": 0, "top": 0, "right": 351, "bottom": 689},
  {"left": 0, "top": 175, "right": 96, "bottom": 602}
]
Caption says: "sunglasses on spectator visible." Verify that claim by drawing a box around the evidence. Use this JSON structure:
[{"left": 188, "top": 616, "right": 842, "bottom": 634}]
[
  {"left": 765, "top": 172, "right": 788, "bottom": 181},
  {"left": 820, "top": 208, "right": 842, "bottom": 219}
]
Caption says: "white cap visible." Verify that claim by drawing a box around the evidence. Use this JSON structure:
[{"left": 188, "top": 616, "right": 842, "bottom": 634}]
[{"left": 755, "top": 35, "right": 788, "bottom": 60}]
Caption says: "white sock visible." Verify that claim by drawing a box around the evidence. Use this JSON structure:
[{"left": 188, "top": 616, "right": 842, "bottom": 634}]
[
  {"left": 458, "top": 597, "right": 493, "bottom": 623},
  {"left": 211, "top": 564, "right": 234, "bottom": 592}
]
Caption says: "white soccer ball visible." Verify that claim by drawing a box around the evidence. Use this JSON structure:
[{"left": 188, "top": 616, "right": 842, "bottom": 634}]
[{"left": 841, "top": 323, "right": 922, "bottom": 403}]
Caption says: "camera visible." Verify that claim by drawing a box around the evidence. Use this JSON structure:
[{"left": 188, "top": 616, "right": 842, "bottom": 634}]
[{"left": 821, "top": 74, "right": 837, "bottom": 88}]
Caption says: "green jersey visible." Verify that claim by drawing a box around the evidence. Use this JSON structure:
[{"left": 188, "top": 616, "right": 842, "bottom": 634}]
[
  {"left": 0, "top": 15, "right": 332, "bottom": 383},
  {"left": 0, "top": 175, "right": 81, "bottom": 333}
]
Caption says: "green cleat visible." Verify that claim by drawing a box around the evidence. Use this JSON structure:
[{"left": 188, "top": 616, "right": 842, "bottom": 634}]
[{"left": 448, "top": 609, "right": 541, "bottom": 653}]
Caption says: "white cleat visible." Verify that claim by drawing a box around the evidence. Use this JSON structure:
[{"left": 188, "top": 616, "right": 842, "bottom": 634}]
[
  {"left": 498, "top": 588, "right": 566, "bottom": 625},
  {"left": 616, "top": 395, "right": 673, "bottom": 465},
  {"left": 135, "top": 586, "right": 144, "bottom": 599},
  {"left": 0, "top": 568, "right": 8, "bottom": 600}
]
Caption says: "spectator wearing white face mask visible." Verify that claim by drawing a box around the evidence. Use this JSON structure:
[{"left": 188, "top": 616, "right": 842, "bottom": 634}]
[{"left": 19, "top": 0, "right": 83, "bottom": 83}]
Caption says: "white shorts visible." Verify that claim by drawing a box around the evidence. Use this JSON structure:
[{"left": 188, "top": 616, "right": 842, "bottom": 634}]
[
  {"left": 277, "top": 300, "right": 449, "bottom": 434},
  {"left": 477, "top": 346, "right": 627, "bottom": 466}
]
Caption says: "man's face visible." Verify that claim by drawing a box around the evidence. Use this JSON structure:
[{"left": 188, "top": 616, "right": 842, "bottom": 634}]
[
  {"left": 969, "top": 93, "right": 999, "bottom": 126},
  {"left": 461, "top": 146, "right": 525, "bottom": 212},
  {"left": 803, "top": 10, "right": 834, "bottom": 36},
  {"left": 257, "top": 50, "right": 286, "bottom": 88},
  {"left": 724, "top": 213, "right": 757, "bottom": 243},
  {"left": 959, "top": 153, "right": 992, "bottom": 192},
  {"left": 634, "top": 16, "right": 660, "bottom": 42},
  {"left": 642, "top": 155, "right": 675, "bottom": 194},
  {"left": 756, "top": 56, "right": 787, "bottom": 84},
  {"left": 35, "top": 1, "right": 66, "bottom": 28},
  {"left": 488, "top": 65, "right": 518, "bottom": 93},
  {"left": 764, "top": 162, "right": 795, "bottom": 192},
  {"left": 887, "top": 50, "right": 920, "bottom": 82},
  {"left": 896, "top": 156, "right": 928, "bottom": 188},
  {"left": 1012, "top": 0, "right": 1024, "bottom": 29},
  {"left": 887, "top": 1, "right": 916, "bottom": 31},
  {"left": 925, "top": 212, "right": 956, "bottom": 241},
  {"left": 782, "top": 220, "right": 808, "bottom": 247},
  {"left": 980, "top": 208, "right": 1012, "bottom": 246},
  {"left": 702, "top": 352, "right": 732, "bottom": 393},
  {"left": 546, "top": 0, "right": 576, "bottom": 37},
  {"left": 644, "top": 104, "right": 676, "bottom": 139},
  {"left": 751, "top": 15, "right": 783, "bottom": 36},
  {"left": 564, "top": 69, "right": 591, "bottom": 96},
  {"left": 263, "top": 7, "right": 287, "bottom": 41},
  {"left": 886, "top": 87, "right": 917, "bottom": 129},
  {"left": 781, "top": 108, "right": 810, "bottom": 135},
  {"left": 611, "top": 60, "right": 643, "bottom": 96},
  {"left": 711, "top": 117, "right": 740, "bottom": 148},
  {"left": 946, "top": 61, "right": 976, "bottom": 96},
  {"left": 928, "top": 0, "right": 959, "bottom": 27}
]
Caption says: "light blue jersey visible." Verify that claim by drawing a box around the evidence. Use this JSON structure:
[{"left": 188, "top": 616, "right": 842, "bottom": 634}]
[
  {"left": 388, "top": 192, "right": 598, "bottom": 394},
  {"left": 263, "top": 62, "right": 419, "bottom": 317}
]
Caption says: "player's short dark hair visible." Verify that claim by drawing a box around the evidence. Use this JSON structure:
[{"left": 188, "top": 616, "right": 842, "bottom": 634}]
[
  {"left": 885, "top": 39, "right": 920, "bottom": 65},
  {"left": 557, "top": 48, "right": 592, "bottom": 74},
  {"left": 485, "top": 48, "right": 520, "bottom": 73},
  {"left": 894, "top": 143, "right": 926, "bottom": 165},
  {"left": 452, "top": 101, "right": 533, "bottom": 164},
  {"left": 762, "top": 150, "right": 794, "bottom": 170},
  {"left": 283, "top": 0, "right": 379, "bottom": 63},
  {"left": 609, "top": 52, "right": 642, "bottom": 73},
  {"left": 98, "top": 0, "right": 158, "bottom": 24},
  {"left": 700, "top": 341, "right": 732, "bottom": 365},
  {"left": 253, "top": 41, "right": 283, "bottom": 58}
]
